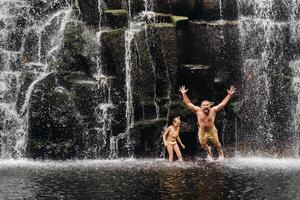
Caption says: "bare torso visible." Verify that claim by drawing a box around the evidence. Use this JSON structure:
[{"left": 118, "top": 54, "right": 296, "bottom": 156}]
[
  {"left": 196, "top": 108, "right": 217, "bottom": 131},
  {"left": 166, "top": 126, "right": 179, "bottom": 142}
]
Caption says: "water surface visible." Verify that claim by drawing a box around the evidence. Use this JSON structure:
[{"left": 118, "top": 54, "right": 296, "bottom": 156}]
[{"left": 0, "top": 157, "right": 300, "bottom": 199}]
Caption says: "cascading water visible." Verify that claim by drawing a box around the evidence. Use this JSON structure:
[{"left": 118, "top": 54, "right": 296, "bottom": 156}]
[
  {"left": 239, "top": 0, "right": 275, "bottom": 147},
  {"left": 113, "top": 22, "right": 140, "bottom": 158},
  {"left": 109, "top": 0, "right": 163, "bottom": 158},
  {"left": 238, "top": 0, "right": 300, "bottom": 155},
  {"left": 219, "top": 0, "right": 223, "bottom": 21},
  {"left": 0, "top": 0, "right": 72, "bottom": 158},
  {"left": 291, "top": 60, "right": 300, "bottom": 157},
  {"left": 125, "top": 30, "right": 135, "bottom": 132},
  {"left": 0, "top": 0, "right": 29, "bottom": 158},
  {"left": 290, "top": 0, "right": 300, "bottom": 157},
  {"left": 290, "top": 0, "right": 300, "bottom": 42},
  {"left": 84, "top": 0, "right": 113, "bottom": 158}
]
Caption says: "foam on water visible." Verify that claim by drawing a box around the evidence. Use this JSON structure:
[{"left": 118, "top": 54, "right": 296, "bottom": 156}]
[
  {"left": 223, "top": 156, "right": 300, "bottom": 170},
  {"left": 2, "top": 156, "right": 300, "bottom": 171},
  {"left": 0, "top": 158, "right": 197, "bottom": 170}
]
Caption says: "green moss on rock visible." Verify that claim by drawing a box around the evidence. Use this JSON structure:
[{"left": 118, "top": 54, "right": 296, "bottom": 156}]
[
  {"left": 171, "top": 15, "right": 189, "bottom": 27},
  {"left": 149, "top": 23, "right": 175, "bottom": 28},
  {"left": 104, "top": 9, "right": 127, "bottom": 15}
]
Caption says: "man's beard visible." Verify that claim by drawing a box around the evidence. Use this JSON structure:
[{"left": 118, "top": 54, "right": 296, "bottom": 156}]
[{"left": 203, "top": 108, "right": 210, "bottom": 114}]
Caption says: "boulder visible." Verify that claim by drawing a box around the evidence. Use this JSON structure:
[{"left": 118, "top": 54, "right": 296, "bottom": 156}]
[{"left": 26, "top": 72, "right": 114, "bottom": 159}]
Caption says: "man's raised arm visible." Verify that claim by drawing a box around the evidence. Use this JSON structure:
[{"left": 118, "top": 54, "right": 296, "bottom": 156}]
[
  {"left": 213, "top": 86, "right": 236, "bottom": 112},
  {"left": 179, "top": 86, "right": 200, "bottom": 112}
]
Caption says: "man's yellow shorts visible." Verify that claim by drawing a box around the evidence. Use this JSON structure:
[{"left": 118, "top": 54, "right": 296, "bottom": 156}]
[{"left": 198, "top": 127, "right": 220, "bottom": 145}]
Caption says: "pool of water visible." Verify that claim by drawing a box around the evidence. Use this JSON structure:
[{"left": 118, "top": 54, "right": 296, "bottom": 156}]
[{"left": 0, "top": 157, "right": 300, "bottom": 199}]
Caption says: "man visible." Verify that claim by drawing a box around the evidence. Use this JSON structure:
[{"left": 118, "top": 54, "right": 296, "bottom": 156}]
[{"left": 179, "top": 85, "right": 236, "bottom": 160}]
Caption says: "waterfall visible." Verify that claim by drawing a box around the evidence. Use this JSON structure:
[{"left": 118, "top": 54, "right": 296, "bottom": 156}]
[
  {"left": 146, "top": 27, "right": 160, "bottom": 120},
  {"left": 239, "top": 0, "right": 275, "bottom": 146},
  {"left": 219, "top": 0, "right": 224, "bottom": 21},
  {"left": 291, "top": 60, "right": 300, "bottom": 157},
  {"left": 125, "top": 30, "right": 135, "bottom": 131},
  {"left": 0, "top": 0, "right": 32, "bottom": 158},
  {"left": 238, "top": 0, "right": 300, "bottom": 155},
  {"left": 122, "top": 25, "right": 139, "bottom": 157},
  {"left": 290, "top": 0, "right": 300, "bottom": 42},
  {"left": 79, "top": 1, "right": 113, "bottom": 158},
  {"left": 93, "top": 32, "right": 113, "bottom": 157},
  {"left": 0, "top": 0, "right": 72, "bottom": 158},
  {"left": 108, "top": 0, "right": 159, "bottom": 158}
]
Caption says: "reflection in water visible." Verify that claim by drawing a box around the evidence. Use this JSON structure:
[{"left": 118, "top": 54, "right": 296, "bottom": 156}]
[{"left": 0, "top": 158, "right": 299, "bottom": 199}]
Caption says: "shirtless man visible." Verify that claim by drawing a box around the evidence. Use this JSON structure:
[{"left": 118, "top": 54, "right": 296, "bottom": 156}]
[
  {"left": 163, "top": 117, "right": 185, "bottom": 161},
  {"left": 179, "top": 86, "right": 236, "bottom": 159}
]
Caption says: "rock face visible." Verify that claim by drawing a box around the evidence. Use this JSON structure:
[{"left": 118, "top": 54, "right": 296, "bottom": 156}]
[{"left": 9, "top": 0, "right": 300, "bottom": 159}]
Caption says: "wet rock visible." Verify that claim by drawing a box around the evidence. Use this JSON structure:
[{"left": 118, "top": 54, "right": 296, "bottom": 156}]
[
  {"left": 155, "top": 13, "right": 172, "bottom": 24},
  {"left": 28, "top": 0, "right": 68, "bottom": 20},
  {"left": 57, "top": 21, "right": 93, "bottom": 74},
  {"left": 15, "top": 72, "right": 37, "bottom": 114},
  {"left": 0, "top": 73, "right": 19, "bottom": 103},
  {"left": 222, "top": 0, "right": 238, "bottom": 20},
  {"left": 130, "top": 118, "right": 167, "bottom": 158},
  {"left": 77, "top": 0, "right": 100, "bottom": 27},
  {"left": 269, "top": 0, "right": 290, "bottom": 22},
  {"left": 127, "top": 23, "right": 177, "bottom": 122},
  {"left": 237, "top": 0, "right": 254, "bottom": 17},
  {"left": 21, "top": 29, "right": 39, "bottom": 64},
  {"left": 104, "top": 9, "right": 128, "bottom": 29},
  {"left": 5, "top": 29, "right": 24, "bottom": 52},
  {"left": 148, "top": 23, "right": 177, "bottom": 98},
  {"left": 184, "top": 21, "right": 211, "bottom": 65},
  {"left": 177, "top": 64, "right": 214, "bottom": 101},
  {"left": 105, "top": 0, "right": 123, "bottom": 9},
  {"left": 0, "top": 20, "right": 5, "bottom": 29},
  {"left": 199, "top": 0, "right": 221, "bottom": 21},
  {"left": 26, "top": 72, "right": 111, "bottom": 159},
  {"left": 26, "top": 73, "right": 81, "bottom": 159},
  {"left": 40, "top": 11, "right": 69, "bottom": 63},
  {"left": 129, "top": 0, "right": 144, "bottom": 17},
  {"left": 179, "top": 64, "right": 212, "bottom": 83},
  {"left": 155, "top": 0, "right": 198, "bottom": 19},
  {"left": 182, "top": 20, "right": 240, "bottom": 84},
  {"left": 238, "top": 0, "right": 290, "bottom": 22},
  {"left": 101, "top": 29, "right": 126, "bottom": 103},
  {"left": 130, "top": 29, "right": 158, "bottom": 121},
  {"left": 110, "top": 103, "right": 127, "bottom": 136}
]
